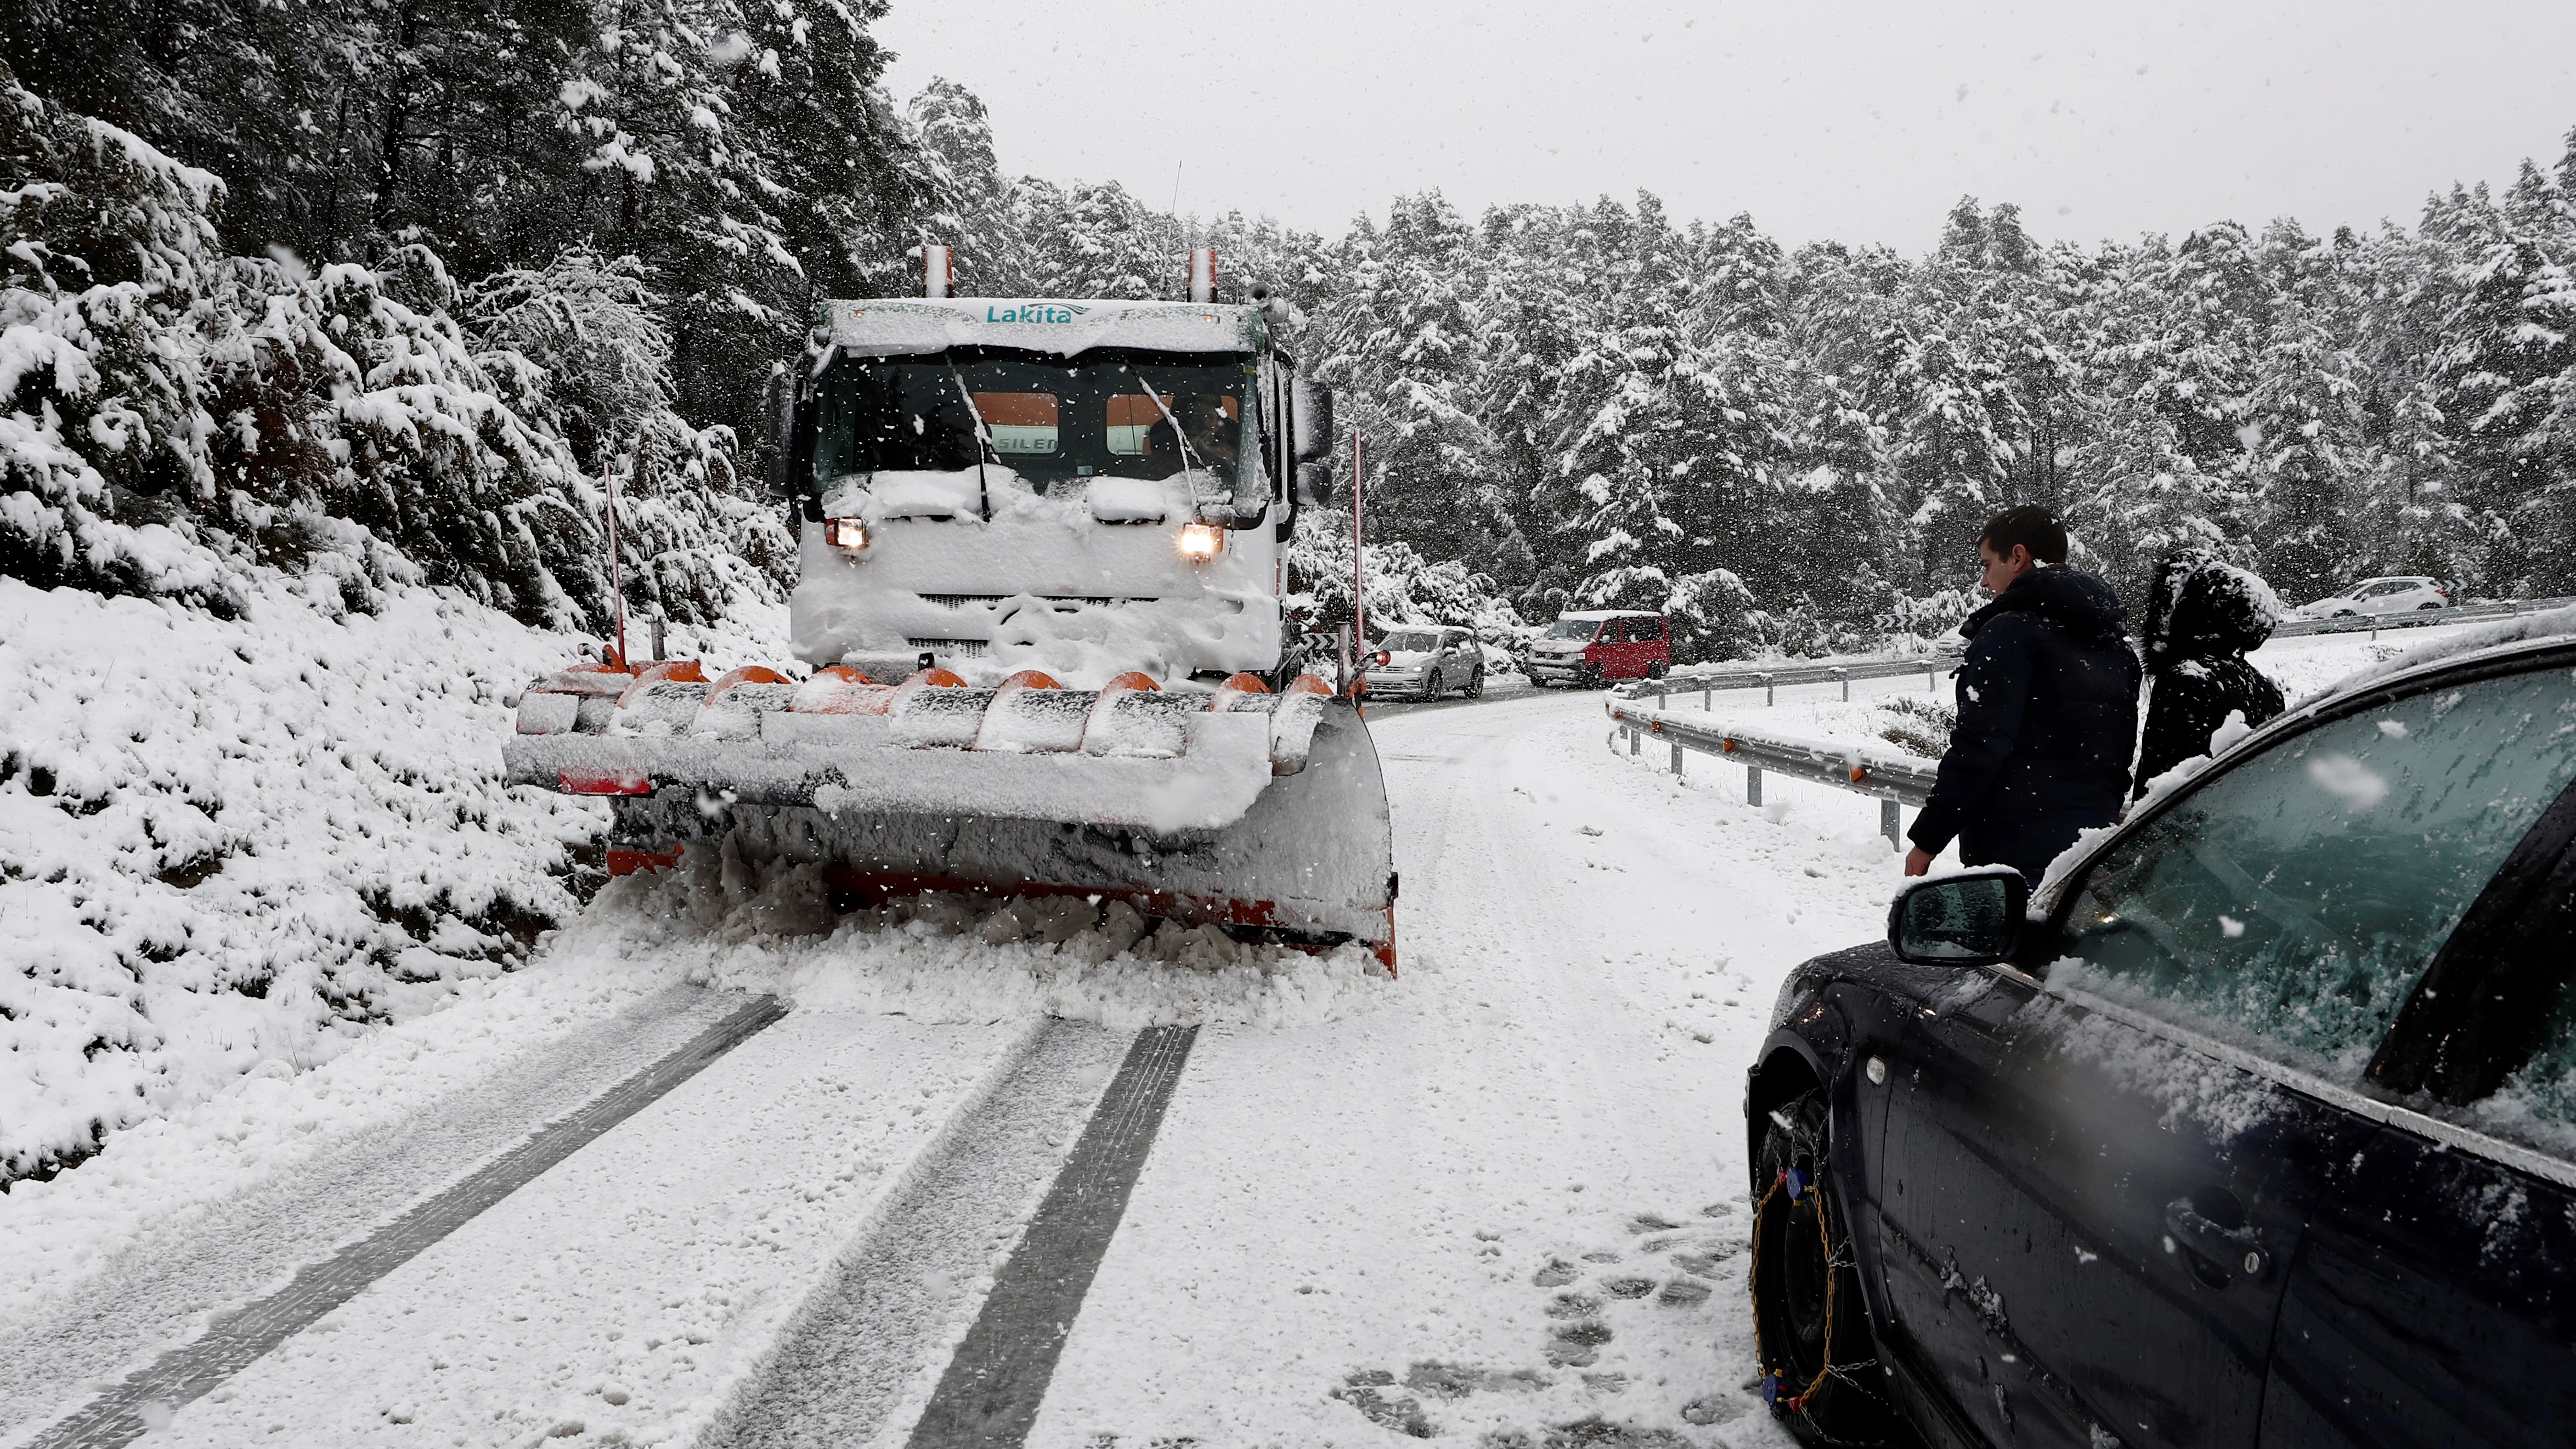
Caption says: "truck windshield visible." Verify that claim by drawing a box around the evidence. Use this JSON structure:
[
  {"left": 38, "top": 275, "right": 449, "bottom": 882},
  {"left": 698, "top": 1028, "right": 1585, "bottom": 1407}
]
[
  {"left": 811, "top": 347, "right": 1251, "bottom": 494},
  {"left": 1545, "top": 620, "right": 1601, "bottom": 639}
]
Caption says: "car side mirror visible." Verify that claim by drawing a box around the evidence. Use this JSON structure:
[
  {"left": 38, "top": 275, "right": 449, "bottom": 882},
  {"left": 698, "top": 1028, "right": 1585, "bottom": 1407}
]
[
  {"left": 1887, "top": 867, "right": 2027, "bottom": 966},
  {"left": 1292, "top": 380, "right": 1336, "bottom": 462}
]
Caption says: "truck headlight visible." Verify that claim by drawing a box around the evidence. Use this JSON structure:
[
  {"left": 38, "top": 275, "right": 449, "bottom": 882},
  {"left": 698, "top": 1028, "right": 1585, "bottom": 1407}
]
[
  {"left": 1177, "top": 523, "right": 1224, "bottom": 561},
  {"left": 824, "top": 517, "right": 870, "bottom": 553}
]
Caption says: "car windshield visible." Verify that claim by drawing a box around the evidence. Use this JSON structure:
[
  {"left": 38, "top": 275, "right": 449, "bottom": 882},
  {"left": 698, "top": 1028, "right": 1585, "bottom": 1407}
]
[
  {"left": 1544, "top": 620, "right": 1599, "bottom": 639},
  {"left": 1380, "top": 632, "right": 1439, "bottom": 653},
  {"left": 810, "top": 347, "right": 1250, "bottom": 494}
]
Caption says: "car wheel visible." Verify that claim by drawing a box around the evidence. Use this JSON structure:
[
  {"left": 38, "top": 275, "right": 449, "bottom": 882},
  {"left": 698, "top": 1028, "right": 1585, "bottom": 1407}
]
[
  {"left": 1465, "top": 667, "right": 1484, "bottom": 699},
  {"left": 1752, "top": 1092, "right": 1911, "bottom": 1447},
  {"left": 1580, "top": 663, "right": 1603, "bottom": 689},
  {"left": 1648, "top": 660, "right": 1667, "bottom": 680}
]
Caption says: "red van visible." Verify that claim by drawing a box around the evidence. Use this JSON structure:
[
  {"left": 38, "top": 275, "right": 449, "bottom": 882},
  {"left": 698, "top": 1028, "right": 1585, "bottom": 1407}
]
[{"left": 1523, "top": 610, "right": 1670, "bottom": 687}]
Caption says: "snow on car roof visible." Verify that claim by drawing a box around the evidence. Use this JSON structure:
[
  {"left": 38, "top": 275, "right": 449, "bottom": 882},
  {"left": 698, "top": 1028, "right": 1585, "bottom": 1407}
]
[
  {"left": 1556, "top": 609, "right": 1660, "bottom": 621},
  {"left": 823, "top": 298, "right": 1263, "bottom": 358}
]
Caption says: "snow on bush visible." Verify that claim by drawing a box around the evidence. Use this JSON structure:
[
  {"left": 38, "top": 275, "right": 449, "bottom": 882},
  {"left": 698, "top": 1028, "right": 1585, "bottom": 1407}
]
[
  {"left": 0, "top": 575, "right": 617, "bottom": 1184},
  {"left": 2, "top": 63, "right": 788, "bottom": 637},
  {"left": 1287, "top": 509, "right": 1528, "bottom": 648},
  {"left": 0, "top": 59, "right": 236, "bottom": 609},
  {"left": 466, "top": 249, "right": 792, "bottom": 630}
]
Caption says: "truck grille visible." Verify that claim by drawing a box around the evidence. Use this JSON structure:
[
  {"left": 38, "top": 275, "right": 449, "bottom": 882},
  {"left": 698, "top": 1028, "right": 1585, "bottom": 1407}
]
[
  {"left": 917, "top": 594, "right": 1150, "bottom": 610},
  {"left": 906, "top": 637, "right": 990, "bottom": 658}
]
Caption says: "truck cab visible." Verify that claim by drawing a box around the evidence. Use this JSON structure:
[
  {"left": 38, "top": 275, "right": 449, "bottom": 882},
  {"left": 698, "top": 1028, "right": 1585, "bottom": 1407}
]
[{"left": 769, "top": 296, "right": 1331, "bottom": 690}]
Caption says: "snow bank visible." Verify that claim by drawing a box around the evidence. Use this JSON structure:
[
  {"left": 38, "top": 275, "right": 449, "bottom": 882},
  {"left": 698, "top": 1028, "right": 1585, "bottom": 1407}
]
[
  {"left": 0, "top": 575, "right": 623, "bottom": 1181},
  {"left": 583, "top": 846, "right": 1397, "bottom": 1032}
]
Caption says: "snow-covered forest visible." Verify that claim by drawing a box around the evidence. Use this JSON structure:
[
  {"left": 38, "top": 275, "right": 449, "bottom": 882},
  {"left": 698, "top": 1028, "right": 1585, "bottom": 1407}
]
[
  {"left": 9, "top": 5, "right": 2576, "bottom": 658},
  {"left": 913, "top": 86, "right": 2576, "bottom": 659}
]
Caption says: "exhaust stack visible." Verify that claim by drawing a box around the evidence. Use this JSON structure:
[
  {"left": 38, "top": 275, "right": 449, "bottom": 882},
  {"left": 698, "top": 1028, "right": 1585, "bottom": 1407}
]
[
  {"left": 1187, "top": 247, "right": 1217, "bottom": 303},
  {"left": 923, "top": 244, "right": 953, "bottom": 298}
]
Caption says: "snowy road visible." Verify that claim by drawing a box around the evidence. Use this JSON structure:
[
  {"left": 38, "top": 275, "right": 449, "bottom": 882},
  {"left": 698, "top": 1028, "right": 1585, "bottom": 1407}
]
[{"left": 3, "top": 682, "right": 1960, "bottom": 1448}]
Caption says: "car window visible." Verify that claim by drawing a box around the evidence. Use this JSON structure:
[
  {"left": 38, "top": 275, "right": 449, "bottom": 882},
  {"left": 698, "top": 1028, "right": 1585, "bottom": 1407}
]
[
  {"left": 2057, "top": 668, "right": 2576, "bottom": 1074},
  {"left": 1633, "top": 618, "right": 1664, "bottom": 642},
  {"left": 2476, "top": 976, "right": 2576, "bottom": 1161},
  {"left": 1381, "top": 631, "right": 1437, "bottom": 653}
]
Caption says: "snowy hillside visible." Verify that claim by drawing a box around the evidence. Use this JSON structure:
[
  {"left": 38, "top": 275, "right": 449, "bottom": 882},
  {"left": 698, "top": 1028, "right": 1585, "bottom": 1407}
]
[{"left": 0, "top": 574, "right": 787, "bottom": 1184}]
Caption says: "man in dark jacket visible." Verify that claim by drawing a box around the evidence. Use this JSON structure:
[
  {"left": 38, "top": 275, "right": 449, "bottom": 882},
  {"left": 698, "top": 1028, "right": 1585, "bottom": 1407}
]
[
  {"left": 2132, "top": 552, "right": 2286, "bottom": 795},
  {"left": 1904, "top": 507, "right": 2142, "bottom": 883}
]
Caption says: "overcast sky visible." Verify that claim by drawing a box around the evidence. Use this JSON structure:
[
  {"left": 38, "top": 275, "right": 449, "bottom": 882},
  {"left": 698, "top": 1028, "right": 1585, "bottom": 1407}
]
[{"left": 873, "top": 0, "right": 2576, "bottom": 253}]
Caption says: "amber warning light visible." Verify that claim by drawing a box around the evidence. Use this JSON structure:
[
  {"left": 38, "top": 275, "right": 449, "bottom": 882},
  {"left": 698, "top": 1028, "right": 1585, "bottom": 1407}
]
[{"left": 825, "top": 517, "right": 870, "bottom": 553}]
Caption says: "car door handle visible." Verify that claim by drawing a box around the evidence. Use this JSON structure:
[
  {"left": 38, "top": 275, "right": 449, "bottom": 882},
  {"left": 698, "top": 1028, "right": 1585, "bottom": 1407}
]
[{"left": 2162, "top": 1197, "right": 2272, "bottom": 1283}]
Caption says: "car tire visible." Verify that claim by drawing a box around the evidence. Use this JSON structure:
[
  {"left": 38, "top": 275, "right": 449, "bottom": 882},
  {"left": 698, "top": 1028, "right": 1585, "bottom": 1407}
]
[
  {"left": 1752, "top": 1091, "right": 1912, "bottom": 1447},
  {"left": 1465, "top": 667, "right": 1484, "bottom": 699},
  {"left": 1580, "top": 663, "right": 1603, "bottom": 689},
  {"left": 1648, "top": 660, "right": 1667, "bottom": 680}
]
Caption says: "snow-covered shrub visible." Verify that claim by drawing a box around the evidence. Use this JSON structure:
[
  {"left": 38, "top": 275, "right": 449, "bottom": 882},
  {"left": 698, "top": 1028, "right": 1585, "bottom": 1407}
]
[
  {"left": 195, "top": 246, "right": 605, "bottom": 629},
  {"left": 470, "top": 250, "right": 791, "bottom": 630},
  {"left": 0, "top": 575, "right": 613, "bottom": 1185},
  {"left": 5, "top": 64, "right": 804, "bottom": 642},
  {"left": 1286, "top": 509, "right": 1527, "bottom": 647},
  {"left": 0, "top": 60, "right": 236, "bottom": 610}
]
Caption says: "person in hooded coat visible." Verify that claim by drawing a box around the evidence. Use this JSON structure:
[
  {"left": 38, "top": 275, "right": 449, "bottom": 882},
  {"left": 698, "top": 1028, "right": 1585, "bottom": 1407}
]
[
  {"left": 2132, "top": 553, "right": 2286, "bottom": 795},
  {"left": 1906, "top": 507, "right": 2142, "bottom": 884}
]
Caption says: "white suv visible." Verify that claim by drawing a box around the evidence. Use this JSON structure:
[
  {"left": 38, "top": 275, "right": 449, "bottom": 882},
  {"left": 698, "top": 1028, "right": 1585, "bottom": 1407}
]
[{"left": 2296, "top": 575, "right": 2451, "bottom": 619}]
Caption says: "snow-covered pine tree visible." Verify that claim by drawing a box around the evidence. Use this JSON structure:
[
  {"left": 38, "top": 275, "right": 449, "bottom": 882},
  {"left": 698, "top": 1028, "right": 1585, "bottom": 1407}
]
[{"left": 1318, "top": 193, "right": 1520, "bottom": 577}]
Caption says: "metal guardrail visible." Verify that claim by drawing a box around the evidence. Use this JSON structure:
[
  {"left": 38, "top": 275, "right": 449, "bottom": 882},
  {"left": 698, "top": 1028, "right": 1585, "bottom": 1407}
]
[
  {"left": 1611, "top": 596, "right": 2571, "bottom": 706},
  {"left": 2268, "top": 596, "right": 2573, "bottom": 639},
  {"left": 1605, "top": 698, "right": 1939, "bottom": 851},
  {"left": 1598, "top": 596, "right": 2567, "bottom": 852},
  {"left": 1620, "top": 653, "right": 1962, "bottom": 707}
]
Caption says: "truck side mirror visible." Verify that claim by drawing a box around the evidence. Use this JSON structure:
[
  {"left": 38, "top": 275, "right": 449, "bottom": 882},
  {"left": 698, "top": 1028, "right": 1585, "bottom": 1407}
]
[
  {"left": 1292, "top": 380, "right": 1335, "bottom": 463},
  {"left": 1296, "top": 461, "right": 1333, "bottom": 506},
  {"left": 1886, "top": 867, "right": 2027, "bottom": 966},
  {"left": 764, "top": 364, "right": 796, "bottom": 499}
]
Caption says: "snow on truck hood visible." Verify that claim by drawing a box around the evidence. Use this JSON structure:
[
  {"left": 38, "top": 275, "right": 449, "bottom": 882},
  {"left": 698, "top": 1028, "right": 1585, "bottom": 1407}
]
[
  {"left": 824, "top": 298, "right": 1264, "bottom": 358},
  {"left": 795, "top": 466, "right": 1283, "bottom": 688}
]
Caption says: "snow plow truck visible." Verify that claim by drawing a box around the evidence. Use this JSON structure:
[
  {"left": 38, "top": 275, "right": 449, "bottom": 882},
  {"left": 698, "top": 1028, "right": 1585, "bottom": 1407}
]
[{"left": 502, "top": 250, "right": 1398, "bottom": 969}]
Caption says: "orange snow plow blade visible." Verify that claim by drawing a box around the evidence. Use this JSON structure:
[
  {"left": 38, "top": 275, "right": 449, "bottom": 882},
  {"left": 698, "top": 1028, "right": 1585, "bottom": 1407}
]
[{"left": 505, "top": 665, "right": 1397, "bottom": 968}]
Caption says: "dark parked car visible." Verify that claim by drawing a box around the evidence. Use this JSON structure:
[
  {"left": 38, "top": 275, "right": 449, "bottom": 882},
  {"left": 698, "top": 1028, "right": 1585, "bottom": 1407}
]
[{"left": 1747, "top": 629, "right": 2576, "bottom": 1449}]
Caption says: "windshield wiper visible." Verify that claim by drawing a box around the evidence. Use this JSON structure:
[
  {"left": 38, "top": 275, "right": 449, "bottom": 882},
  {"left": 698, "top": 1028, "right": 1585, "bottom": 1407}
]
[
  {"left": 943, "top": 352, "right": 994, "bottom": 520},
  {"left": 1126, "top": 367, "right": 1204, "bottom": 480}
]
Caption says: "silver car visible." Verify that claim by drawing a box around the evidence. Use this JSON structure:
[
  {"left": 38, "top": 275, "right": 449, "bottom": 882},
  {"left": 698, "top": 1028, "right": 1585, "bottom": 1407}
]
[
  {"left": 1364, "top": 626, "right": 1486, "bottom": 701},
  {"left": 2296, "top": 575, "right": 2451, "bottom": 618}
]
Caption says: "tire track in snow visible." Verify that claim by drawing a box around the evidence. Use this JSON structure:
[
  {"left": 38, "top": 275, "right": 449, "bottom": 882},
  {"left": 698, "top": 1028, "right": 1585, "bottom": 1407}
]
[
  {"left": 1, "top": 982, "right": 754, "bottom": 1442},
  {"left": 705, "top": 1019, "right": 1128, "bottom": 1449},
  {"left": 905, "top": 1025, "right": 1201, "bottom": 1448},
  {"left": 21, "top": 992, "right": 787, "bottom": 1449}
]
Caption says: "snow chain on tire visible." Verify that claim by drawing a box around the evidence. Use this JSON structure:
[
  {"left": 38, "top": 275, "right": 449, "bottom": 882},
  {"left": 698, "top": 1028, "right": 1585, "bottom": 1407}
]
[{"left": 1749, "top": 1093, "right": 1908, "bottom": 1447}]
